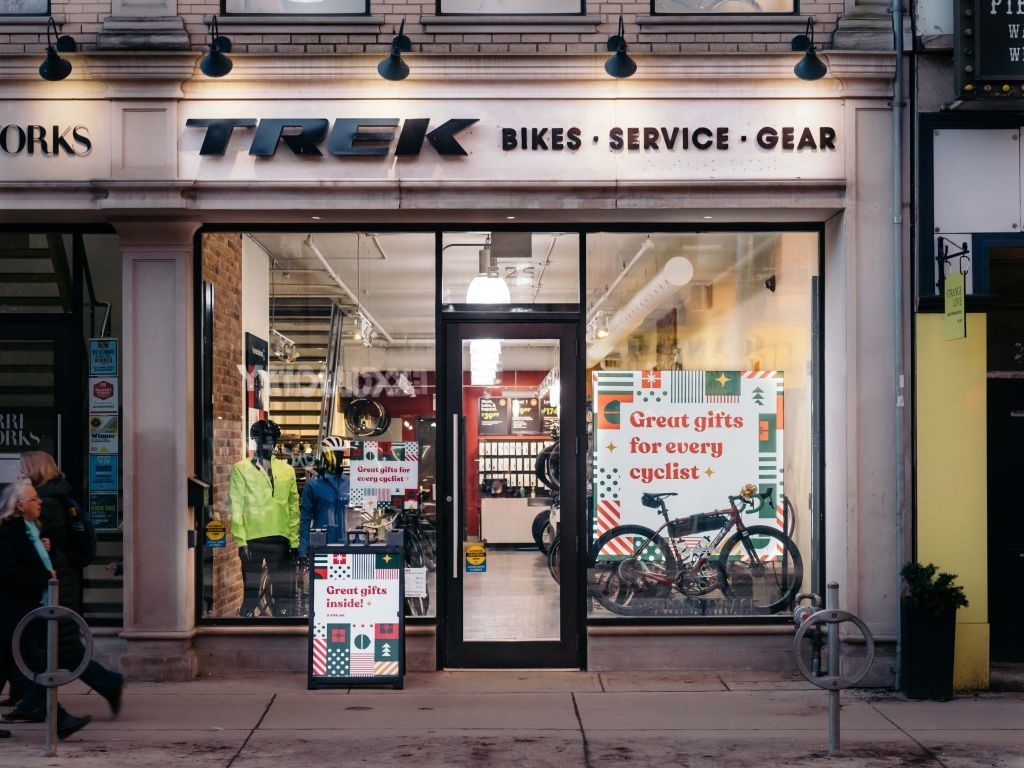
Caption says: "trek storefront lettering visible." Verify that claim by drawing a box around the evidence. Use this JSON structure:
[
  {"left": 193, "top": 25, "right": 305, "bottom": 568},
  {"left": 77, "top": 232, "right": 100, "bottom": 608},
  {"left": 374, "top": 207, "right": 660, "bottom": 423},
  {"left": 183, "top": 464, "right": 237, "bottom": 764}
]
[
  {"left": 185, "top": 118, "right": 479, "bottom": 157},
  {"left": 0, "top": 124, "right": 92, "bottom": 157},
  {"left": 185, "top": 117, "right": 838, "bottom": 158}
]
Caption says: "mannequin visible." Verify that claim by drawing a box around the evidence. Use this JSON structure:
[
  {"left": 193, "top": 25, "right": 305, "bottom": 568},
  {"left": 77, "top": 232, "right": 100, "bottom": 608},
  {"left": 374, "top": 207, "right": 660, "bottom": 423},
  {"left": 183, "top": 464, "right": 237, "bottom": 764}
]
[
  {"left": 298, "top": 436, "right": 351, "bottom": 563},
  {"left": 229, "top": 419, "right": 299, "bottom": 617}
]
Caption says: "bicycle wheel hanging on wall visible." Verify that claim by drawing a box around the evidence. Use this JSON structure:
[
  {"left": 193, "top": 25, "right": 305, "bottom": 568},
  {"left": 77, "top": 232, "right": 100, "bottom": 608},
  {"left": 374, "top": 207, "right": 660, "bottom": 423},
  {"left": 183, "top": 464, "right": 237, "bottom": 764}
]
[{"left": 344, "top": 397, "right": 391, "bottom": 437}]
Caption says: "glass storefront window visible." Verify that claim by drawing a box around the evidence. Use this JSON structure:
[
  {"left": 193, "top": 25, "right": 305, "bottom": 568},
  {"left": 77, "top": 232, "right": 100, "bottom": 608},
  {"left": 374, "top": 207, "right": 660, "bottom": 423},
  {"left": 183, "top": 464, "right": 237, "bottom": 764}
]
[
  {"left": 200, "top": 230, "right": 437, "bottom": 620},
  {"left": 584, "top": 230, "right": 817, "bottom": 619},
  {"left": 440, "top": 231, "right": 580, "bottom": 310},
  {"left": 223, "top": 0, "right": 367, "bottom": 15},
  {"left": 651, "top": 0, "right": 795, "bottom": 13}
]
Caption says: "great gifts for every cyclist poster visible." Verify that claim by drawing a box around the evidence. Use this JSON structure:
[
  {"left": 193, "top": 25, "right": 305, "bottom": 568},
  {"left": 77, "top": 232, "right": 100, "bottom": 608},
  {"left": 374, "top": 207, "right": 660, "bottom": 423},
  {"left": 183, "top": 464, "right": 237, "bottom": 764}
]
[
  {"left": 347, "top": 441, "right": 420, "bottom": 511},
  {"left": 592, "top": 370, "right": 784, "bottom": 540}
]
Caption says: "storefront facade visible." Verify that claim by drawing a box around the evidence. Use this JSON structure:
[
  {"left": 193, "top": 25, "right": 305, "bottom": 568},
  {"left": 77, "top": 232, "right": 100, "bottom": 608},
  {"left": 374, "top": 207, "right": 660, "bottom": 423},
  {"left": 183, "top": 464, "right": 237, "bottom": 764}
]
[{"left": 1, "top": 5, "right": 904, "bottom": 682}]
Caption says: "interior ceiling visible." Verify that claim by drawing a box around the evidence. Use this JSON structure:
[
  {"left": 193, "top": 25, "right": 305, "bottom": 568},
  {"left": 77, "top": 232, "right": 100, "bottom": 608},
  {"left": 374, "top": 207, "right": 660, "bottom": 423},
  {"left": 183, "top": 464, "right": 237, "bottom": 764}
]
[{"left": 250, "top": 230, "right": 771, "bottom": 369}]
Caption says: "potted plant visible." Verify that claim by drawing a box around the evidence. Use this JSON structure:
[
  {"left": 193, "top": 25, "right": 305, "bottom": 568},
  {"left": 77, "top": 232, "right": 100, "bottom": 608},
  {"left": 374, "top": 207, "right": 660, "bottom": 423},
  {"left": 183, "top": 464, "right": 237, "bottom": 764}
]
[{"left": 900, "top": 562, "right": 969, "bottom": 701}]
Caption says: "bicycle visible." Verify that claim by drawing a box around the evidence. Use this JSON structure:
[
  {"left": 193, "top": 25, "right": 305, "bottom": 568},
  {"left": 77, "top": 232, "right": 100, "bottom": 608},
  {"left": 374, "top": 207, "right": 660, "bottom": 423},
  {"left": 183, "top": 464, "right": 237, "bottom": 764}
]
[
  {"left": 361, "top": 502, "right": 435, "bottom": 616},
  {"left": 588, "top": 484, "right": 802, "bottom": 615}
]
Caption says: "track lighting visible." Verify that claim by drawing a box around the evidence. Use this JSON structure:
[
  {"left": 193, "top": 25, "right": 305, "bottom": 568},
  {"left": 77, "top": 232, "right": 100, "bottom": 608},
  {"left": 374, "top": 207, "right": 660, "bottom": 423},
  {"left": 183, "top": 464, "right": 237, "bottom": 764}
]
[
  {"left": 791, "top": 17, "right": 827, "bottom": 81},
  {"left": 604, "top": 15, "right": 636, "bottom": 79},
  {"left": 200, "top": 16, "right": 233, "bottom": 78},
  {"left": 378, "top": 19, "right": 412, "bottom": 81},
  {"left": 39, "top": 17, "right": 75, "bottom": 82}
]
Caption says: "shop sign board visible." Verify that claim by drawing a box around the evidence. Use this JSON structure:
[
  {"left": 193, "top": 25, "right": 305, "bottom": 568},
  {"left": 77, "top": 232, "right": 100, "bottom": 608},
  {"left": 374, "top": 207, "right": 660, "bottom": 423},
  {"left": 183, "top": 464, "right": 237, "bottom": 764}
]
[
  {"left": 178, "top": 100, "right": 845, "bottom": 183},
  {"left": 478, "top": 396, "right": 510, "bottom": 435},
  {"left": 88, "top": 338, "right": 118, "bottom": 376},
  {"left": 88, "top": 414, "right": 119, "bottom": 454},
  {"left": 592, "top": 370, "right": 784, "bottom": 540},
  {"left": 89, "top": 377, "right": 119, "bottom": 414},
  {"left": 88, "top": 492, "right": 119, "bottom": 531},
  {"left": 307, "top": 545, "right": 404, "bottom": 689},
  {"left": 509, "top": 397, "right": 541, "bottom": 435},
  {"left": 956, "top": 0, "right": 1024, "bottom": 97},
  {"left": 945, "top": 271, "right": 967, "bottom": 341},
  {"left": 89, "top": 454, "right": 119, "bottom": 492}
]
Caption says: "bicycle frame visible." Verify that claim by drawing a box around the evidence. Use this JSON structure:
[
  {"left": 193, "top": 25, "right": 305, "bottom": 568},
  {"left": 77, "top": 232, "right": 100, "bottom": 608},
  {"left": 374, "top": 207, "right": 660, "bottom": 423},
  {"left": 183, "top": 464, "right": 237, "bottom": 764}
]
[{"left": 622, "top": 488, "right": 772, "bottom": 591}]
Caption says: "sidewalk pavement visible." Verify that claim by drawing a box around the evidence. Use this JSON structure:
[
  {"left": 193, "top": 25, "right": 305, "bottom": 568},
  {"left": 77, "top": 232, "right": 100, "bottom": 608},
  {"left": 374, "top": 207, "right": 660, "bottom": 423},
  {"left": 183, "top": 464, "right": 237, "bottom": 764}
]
[{"left": 2, "top": 670, "right": 1023, "bottom": 767}]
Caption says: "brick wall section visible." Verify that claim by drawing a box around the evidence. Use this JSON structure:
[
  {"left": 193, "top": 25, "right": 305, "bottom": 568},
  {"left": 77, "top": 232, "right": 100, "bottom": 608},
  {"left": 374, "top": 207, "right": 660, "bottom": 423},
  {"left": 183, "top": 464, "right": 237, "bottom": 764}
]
[
  {"left": 0, "top": 2, "right": 842, "bottom": 54},
  {"left": 201, "top": 231, "right": 245, "bottom": 619}
]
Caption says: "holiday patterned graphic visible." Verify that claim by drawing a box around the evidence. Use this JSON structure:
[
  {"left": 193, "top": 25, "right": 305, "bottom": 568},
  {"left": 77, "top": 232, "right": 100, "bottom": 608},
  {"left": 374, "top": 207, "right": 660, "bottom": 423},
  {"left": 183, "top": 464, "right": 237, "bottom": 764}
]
[
  {"left": 592, "top": 370, "right": 784, "bottom": 539},
  {"left": 309, "top": 542, "right": 403, "bottom": 683},
  {"left": 347, "top": 441, "right": 420, "bottom": 510}
]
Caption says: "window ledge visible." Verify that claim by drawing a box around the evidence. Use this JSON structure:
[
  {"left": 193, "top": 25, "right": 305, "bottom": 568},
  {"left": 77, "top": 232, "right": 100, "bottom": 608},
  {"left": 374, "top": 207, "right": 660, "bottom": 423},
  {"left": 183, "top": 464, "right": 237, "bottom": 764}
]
[
  {"left": 213, "top": 14, "right": 384, "bottom": 34},
  {"left": 636, "top": 14, "right": 803, "bottom": 33},
  {"left": 420, "top": 14, "right": 602, "bottom": 33},
  {"left": 0, "top": 15, "right": 61, "bottom": 26}
]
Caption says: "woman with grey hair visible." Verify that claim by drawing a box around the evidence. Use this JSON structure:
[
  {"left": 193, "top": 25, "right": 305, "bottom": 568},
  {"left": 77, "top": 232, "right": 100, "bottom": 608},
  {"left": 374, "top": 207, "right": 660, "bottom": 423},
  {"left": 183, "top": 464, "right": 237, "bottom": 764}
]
[{"left": 0, "top": 478, "right": 91, "bottom": 741}]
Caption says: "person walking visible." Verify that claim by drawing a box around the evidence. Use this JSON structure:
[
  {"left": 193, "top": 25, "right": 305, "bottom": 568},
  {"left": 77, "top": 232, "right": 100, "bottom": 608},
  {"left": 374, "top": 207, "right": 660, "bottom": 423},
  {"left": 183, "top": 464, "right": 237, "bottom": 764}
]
[
  {"left": 5, "top": 452, "right": 124, "bottom": 721},
  {"left": 0, "top": 478, "right": 91, "bottom": 740}
]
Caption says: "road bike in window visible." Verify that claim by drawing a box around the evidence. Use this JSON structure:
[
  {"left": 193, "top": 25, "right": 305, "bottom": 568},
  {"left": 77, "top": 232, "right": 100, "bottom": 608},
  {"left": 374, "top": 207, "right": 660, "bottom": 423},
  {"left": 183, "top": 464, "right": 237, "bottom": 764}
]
[{"left": 588, "top": 484, "right": 802, "bottom": 615}]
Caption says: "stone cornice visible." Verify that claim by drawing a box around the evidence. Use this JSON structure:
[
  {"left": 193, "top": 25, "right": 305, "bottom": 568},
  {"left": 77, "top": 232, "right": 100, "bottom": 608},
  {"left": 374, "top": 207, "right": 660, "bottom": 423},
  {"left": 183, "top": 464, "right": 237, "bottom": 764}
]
[{"left": 0, "top": 50, "right": 896, "bottom": 100}]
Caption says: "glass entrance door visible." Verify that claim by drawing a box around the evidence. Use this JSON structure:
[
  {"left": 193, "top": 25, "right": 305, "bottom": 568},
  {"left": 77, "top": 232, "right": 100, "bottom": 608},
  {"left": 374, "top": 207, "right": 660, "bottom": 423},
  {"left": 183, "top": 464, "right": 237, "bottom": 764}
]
[{"left": 442, "top": 320, "right": 580, "bottom": 668}]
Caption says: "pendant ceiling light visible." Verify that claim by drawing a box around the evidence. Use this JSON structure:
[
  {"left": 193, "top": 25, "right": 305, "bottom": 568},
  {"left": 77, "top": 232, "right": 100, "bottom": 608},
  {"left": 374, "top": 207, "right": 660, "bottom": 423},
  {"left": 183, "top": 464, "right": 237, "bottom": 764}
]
[{"left": 466, "top": 238, "right": 511, "bottom": 304}]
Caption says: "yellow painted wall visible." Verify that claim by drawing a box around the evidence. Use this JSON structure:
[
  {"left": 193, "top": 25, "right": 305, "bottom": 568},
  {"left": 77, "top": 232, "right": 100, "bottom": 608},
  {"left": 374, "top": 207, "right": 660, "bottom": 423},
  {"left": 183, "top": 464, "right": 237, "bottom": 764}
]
[{"left": 914, "top": 314, "right": 989, "bottom": 689}]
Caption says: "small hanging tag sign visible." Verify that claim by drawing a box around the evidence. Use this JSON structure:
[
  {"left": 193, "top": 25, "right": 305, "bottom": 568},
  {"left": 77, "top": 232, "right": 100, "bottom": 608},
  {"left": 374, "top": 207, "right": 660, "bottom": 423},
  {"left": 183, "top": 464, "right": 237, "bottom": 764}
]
[{"left": 944, "top": 271, "right": 966, "bottom": 341}]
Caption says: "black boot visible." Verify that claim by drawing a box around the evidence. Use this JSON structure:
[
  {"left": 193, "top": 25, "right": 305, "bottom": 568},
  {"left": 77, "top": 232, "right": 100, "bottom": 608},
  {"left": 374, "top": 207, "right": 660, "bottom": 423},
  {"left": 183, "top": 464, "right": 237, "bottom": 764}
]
[{"left": 57, "top": 709, "right": 91, "bottom": 741}]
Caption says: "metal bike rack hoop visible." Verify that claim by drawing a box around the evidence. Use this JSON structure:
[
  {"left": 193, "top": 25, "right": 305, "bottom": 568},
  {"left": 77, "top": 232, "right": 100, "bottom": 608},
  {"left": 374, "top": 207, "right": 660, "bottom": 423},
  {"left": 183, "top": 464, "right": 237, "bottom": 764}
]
[
  {"left": 793, "top": 608, "right": 875, "bottom": 690},
  {"left": 12, "top": 604, "right": 94, "bottom": 687}
]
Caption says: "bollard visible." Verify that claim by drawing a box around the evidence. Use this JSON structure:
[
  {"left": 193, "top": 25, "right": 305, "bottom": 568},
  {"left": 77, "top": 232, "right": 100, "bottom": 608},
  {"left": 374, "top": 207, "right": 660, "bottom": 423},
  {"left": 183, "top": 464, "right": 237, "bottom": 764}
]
[
  {"left": 793, "top": 581, "right": 875, "bottom": 756},
  {"left": 11, "top": 579, "right": 94, "bottom": 757}
]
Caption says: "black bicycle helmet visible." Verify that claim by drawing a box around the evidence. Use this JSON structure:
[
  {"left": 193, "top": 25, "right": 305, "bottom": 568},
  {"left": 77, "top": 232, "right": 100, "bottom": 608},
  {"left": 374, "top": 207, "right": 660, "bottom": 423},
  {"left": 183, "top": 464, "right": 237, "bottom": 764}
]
[{"left": 249, "top": 419, "right": 281, "bottom": 444}]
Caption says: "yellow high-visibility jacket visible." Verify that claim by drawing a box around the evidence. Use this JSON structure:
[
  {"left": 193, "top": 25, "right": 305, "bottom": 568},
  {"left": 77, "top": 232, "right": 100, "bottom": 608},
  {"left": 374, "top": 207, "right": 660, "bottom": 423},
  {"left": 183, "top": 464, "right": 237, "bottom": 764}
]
[{"left": 229, "top": 457, "right": 299, "bottom": 549}]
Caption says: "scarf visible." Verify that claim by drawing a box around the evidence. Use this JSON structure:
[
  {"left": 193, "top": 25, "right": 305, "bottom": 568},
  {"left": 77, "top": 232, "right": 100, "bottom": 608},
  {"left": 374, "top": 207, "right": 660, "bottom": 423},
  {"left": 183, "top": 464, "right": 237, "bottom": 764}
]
[{"left": 24, "top": 519, "right": 53, "bottom": 603}]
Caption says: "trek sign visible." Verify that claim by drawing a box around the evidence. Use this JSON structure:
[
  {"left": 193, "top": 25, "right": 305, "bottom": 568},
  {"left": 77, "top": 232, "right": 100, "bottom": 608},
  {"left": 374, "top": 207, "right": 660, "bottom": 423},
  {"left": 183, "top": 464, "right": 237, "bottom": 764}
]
[
  {"left": 185, "top": 116, "right": 837, "bottom": 157},
  {"left": 179, "top": 100, "right": 845, "bottom": 182}
]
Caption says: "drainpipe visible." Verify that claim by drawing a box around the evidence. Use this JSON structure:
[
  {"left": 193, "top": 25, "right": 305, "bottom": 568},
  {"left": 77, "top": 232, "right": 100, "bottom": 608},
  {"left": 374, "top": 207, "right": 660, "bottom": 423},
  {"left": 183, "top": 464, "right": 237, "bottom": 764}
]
[{"left": 891, "top": 0, "right": 906, "bottom": 692}]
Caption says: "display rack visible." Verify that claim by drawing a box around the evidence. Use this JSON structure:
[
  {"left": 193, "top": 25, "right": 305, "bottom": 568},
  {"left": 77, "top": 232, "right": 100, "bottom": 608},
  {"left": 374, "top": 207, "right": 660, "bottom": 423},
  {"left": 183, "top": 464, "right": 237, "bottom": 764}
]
[{"left": 477, "top": 437, "right": 553, "bottom": 493}]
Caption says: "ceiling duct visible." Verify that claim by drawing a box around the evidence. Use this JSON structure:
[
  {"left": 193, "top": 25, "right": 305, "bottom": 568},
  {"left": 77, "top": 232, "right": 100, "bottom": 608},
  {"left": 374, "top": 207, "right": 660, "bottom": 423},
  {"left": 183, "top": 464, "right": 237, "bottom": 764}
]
[{"left": 585, "top": 256, "right": 694, "bottom": 368}]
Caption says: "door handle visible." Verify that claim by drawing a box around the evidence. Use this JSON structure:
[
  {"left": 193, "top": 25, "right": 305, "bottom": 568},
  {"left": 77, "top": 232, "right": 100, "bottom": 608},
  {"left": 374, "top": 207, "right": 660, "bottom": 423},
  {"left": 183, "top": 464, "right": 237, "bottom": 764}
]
[{"left": 452, "top": 413, "right": 460, "bottom": 580}]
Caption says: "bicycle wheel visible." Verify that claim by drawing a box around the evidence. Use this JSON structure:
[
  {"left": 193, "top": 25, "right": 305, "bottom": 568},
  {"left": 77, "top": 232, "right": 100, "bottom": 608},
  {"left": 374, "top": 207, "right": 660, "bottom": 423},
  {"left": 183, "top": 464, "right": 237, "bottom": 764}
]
[
  {"left": 716, "top": 525, "right": 802, "bottom": 613},
  {"left": 531, "top": 510, "right": 552, "bottom": 553},
  {"left": 416, "top": 523, "right": 437, "bottom": 572},
  {"left": 588, "top": 525, "right": 674, "bottom": 613},
  {"left": 403, "top": 533, "right": 429, "bottom": 616},
  {"left": 547, "top": 535, "right": 560, "bottom": 583}
]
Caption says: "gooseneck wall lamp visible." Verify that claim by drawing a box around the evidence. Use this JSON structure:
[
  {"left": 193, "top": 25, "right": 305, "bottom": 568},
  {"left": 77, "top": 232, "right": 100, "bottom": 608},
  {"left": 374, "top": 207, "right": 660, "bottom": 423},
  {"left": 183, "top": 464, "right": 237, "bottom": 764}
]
[
  {"left": 378, "top": 19, "right": 412, "bottom": 81},
  {"left": 791, "top": 17, "right": 827, "bottom": 81},
  {"left": 200, "top": 16, "right": 233, "bottom": 78},
  {"left": 39, "top": 17, "right": 76, "bottom": 82},
  {"left": 604, "top": 15, "right": 637, "bottom": 79}
]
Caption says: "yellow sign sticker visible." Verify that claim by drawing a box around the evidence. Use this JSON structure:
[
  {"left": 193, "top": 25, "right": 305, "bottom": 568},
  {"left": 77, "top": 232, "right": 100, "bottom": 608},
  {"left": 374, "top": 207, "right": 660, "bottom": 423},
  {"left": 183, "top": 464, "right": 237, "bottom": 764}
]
[
  {"left": 205, "top": 519, "right": 226, "bottom": 542},
  {"left": 465, "top": 542, "right": 487, "bottom": 571}
]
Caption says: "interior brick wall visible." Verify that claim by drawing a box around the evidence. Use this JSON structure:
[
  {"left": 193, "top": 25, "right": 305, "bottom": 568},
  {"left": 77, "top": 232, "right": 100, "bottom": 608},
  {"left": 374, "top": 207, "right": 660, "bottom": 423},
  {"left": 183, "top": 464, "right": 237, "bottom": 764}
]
[{"left": 201, "top": 231, "right": 245, "bottom": 619}]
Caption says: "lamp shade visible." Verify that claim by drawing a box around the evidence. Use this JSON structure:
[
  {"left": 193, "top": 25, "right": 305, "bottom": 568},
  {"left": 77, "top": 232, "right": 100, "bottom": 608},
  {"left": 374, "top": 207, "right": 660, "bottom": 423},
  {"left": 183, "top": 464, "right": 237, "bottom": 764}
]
[
  {"left": 466, "top": 274, "right": 511, "bottom": 303},
  {"left": 794, "top": 48, "right": 827, "bottom": 81},
  {"left": 39, "top": 47, "right": 72, "bottom": 81}
]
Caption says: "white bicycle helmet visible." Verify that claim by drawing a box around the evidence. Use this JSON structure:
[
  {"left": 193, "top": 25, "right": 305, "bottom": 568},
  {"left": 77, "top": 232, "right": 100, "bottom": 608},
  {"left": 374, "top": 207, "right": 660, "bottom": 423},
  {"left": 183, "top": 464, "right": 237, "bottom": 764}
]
[{"left": 319, "top": 435, "right": 348, "bottom": 474}]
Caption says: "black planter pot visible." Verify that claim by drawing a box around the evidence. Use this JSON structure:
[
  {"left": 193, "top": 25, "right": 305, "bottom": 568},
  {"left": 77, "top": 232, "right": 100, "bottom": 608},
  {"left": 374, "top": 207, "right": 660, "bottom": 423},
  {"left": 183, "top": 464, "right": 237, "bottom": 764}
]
[{"left": 901, "top": 604, "right": 956, "bottom": 700}]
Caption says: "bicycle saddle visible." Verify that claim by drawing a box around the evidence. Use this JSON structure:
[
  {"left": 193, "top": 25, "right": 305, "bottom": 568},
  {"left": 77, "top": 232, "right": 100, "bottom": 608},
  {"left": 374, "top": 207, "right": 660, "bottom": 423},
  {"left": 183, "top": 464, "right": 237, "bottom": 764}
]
[{"left": 641, "top": 492, "right": 678, "bottom": 508}]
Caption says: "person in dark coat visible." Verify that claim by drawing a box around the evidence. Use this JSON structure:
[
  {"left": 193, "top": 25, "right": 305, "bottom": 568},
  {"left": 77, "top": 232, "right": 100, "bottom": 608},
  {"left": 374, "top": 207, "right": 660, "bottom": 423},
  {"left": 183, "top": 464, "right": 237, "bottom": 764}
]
[
  {"left": 0, "top": 478, "right": 91, "bottom": 740},
  {"left": 7, "top": 452, "right": 124, "bottom": 721}
]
